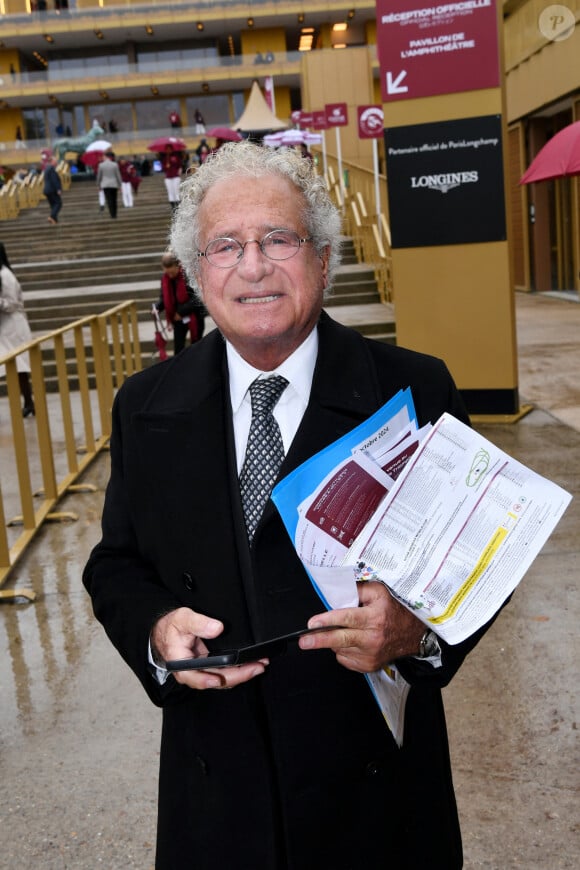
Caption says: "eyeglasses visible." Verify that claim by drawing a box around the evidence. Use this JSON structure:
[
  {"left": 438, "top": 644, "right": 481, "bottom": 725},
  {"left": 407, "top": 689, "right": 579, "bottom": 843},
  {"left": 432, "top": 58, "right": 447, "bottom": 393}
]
[{"left": 197, "top": 229, "right": 312, "bottom": 268}]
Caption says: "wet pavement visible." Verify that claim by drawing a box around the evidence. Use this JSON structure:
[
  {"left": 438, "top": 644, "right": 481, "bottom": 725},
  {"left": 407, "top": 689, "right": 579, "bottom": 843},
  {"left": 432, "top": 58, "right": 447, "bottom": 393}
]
[{"left": 0, "top": 291, "right": 578, "bottom": 869}]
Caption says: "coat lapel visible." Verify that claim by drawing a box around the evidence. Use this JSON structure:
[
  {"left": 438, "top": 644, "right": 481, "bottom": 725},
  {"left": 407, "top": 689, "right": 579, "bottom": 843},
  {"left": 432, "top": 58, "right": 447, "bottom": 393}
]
[{"left": 259, "top": 311, "right": 388, "bottom": 530}]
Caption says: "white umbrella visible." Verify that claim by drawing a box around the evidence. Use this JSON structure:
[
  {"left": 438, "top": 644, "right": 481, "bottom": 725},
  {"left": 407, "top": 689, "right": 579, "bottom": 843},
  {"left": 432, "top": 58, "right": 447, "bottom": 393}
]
[
  {"left": 84, "top": 139, "right": 113, "bottom": 153},
  {"left": 263, "top": 129, "right": 322, "bottom": 147},
  {"left": 81, "top": 139, "right": 114, "bottom": 168}
]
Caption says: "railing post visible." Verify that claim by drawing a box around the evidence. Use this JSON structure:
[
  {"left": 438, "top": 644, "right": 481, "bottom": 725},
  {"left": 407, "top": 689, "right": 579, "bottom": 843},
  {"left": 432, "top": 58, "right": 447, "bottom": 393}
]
[
  {"left": 0, "top": 301, "right": 141, "bottom": 600},
  {"left": 91, "top": 316, "right": 114, "bottom": 440}
]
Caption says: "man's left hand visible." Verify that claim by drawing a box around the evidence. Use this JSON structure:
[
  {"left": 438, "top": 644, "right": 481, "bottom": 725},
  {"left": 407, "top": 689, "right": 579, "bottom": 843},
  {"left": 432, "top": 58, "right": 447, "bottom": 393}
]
[{"left": 298, "top": 581, "right": 425, "bottom": 672}]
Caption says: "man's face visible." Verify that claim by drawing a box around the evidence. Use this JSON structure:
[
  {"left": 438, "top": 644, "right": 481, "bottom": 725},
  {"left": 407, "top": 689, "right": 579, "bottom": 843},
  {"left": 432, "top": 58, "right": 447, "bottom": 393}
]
[{"left": 196, "top": 174, "right": 328, "bottom": 370}]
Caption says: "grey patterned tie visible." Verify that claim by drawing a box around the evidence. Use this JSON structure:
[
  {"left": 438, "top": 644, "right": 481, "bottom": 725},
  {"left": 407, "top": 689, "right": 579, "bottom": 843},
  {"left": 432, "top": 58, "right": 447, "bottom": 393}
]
[{"left": 239, "top": 376, "right": 289, "bottom": 541}]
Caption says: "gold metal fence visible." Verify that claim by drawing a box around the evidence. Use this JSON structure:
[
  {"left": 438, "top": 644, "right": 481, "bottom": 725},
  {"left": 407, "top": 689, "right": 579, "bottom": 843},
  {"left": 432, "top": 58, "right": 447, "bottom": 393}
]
[
  {"left": 0, "top": 161, "right": 69, "bottom": 221},
  {"left": 318, "top": 152, "right": 394, "bottom": 304},
  {"left": 0, "top": 301, "right": 142, "bottom": 602}
]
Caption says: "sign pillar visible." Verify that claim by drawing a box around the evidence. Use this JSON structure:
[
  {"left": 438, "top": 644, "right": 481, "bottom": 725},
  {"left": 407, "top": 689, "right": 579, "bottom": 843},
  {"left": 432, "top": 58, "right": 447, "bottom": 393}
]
[
  {"left": 377, "top": 0, "right": 520, "bottom": 417},
  {"left": 312, "top": 110, "right": 329, "bottom": 178},
  {"left": 358, "top": 105, "right": 385, "bottom": 229}
]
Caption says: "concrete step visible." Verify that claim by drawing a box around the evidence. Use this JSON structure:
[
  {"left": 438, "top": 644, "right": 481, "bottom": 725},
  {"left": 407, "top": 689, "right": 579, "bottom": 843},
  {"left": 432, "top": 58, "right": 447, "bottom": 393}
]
[
  {"left": 25, "top": 287, "right": 381, "bottom": 332},
  {"left": 21, "top": 263, "right": 161, "bottom": 293},
  {"left": 19, "top": 249, "right": 362, "bottom": 294}
]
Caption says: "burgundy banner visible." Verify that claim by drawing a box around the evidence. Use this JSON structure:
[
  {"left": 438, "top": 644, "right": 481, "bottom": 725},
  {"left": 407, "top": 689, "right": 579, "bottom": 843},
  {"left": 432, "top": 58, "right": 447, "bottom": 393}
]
[
  {"left": 325, "top": 103, "right": 348, "bottom": 127},
  {"left": 311, "top": 110, "right": 329, "bottom": 131},
  {"left": 376, "top": 0, "right": 500, "bottom": 102},
  {"left": 358, "top": 105, "right": 385, "bottom": 139}
]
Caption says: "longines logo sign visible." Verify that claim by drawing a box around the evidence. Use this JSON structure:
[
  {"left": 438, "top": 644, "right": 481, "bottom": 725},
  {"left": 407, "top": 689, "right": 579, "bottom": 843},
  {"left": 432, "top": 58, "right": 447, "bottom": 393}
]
[
  {"left": 385, "top": 115, "right": 506, "bottom": 248},
  {"left": 410, "top": 170, "right": 478, "bottom": 192}
]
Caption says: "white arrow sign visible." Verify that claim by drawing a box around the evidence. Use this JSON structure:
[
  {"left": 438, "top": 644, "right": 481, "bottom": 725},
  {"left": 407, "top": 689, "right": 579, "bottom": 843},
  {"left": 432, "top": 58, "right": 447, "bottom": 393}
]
[{"left": 386, "top": 70, "right": 408, "bottom": 94}]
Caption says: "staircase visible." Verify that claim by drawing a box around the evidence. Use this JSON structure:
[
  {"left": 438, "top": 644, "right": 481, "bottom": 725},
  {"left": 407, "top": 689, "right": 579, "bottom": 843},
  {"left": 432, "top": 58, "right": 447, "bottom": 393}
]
[{"left": 1, "top": 172, "right": 396, "bottom": 353}]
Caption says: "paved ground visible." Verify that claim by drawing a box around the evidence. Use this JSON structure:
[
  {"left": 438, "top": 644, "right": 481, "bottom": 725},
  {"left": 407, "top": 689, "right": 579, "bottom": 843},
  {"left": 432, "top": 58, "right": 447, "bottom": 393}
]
[{"left": 0, "top": 290, "right": 578, "bottom": 869}]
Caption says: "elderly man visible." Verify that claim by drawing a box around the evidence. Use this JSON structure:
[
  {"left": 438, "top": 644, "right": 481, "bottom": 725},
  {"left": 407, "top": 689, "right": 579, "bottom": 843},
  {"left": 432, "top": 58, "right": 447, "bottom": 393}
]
[{"left": 84, "top": 142, "right": 495, "bottom": 869}]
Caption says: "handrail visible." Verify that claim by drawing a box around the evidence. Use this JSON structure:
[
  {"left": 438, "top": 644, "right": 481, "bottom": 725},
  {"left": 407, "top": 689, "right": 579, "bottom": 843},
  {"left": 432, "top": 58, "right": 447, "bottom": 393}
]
[
  {"left": 321, "top": 152, "right": 394, "bottom": 303},
  {"left": 0, "top": 300, "right": 142, "bottom": 602}
]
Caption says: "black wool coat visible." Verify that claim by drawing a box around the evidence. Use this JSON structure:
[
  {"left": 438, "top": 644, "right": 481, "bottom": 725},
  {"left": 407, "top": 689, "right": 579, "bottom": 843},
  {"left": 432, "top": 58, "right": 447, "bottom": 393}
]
[{"left": 84, "top": 311, "right": 490, "bottom": 870}]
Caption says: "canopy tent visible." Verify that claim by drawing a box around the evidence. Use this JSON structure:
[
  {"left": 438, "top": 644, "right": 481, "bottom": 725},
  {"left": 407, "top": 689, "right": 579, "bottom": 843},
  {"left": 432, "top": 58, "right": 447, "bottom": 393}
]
[{"left": 234, "top": 80, "right": 287, "bottom": 133}]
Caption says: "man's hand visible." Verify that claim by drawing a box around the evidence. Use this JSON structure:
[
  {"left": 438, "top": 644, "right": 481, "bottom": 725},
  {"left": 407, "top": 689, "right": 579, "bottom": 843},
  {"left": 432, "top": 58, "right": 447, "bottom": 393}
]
[
  {"left": 151, "top": 607, "right": 267, "bottom": 690},
  {"left": 298, "top": 582, "right": 425, "bottom": 673}
]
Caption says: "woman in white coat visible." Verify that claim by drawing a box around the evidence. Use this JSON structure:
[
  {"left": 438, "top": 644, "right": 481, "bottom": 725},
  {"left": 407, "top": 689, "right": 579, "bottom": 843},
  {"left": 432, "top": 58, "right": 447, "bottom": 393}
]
[{"left": 0, "top": 243, "right": 34, "bottom": 416}]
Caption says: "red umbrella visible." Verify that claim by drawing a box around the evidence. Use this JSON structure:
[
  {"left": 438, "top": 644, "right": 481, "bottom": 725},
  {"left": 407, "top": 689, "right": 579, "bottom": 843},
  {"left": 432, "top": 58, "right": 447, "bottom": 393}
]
[
  {"left": 147, "top": 136, "right": 187, "bottom": 152},
  {"left": 520, "top": 121, "right": 580, "bottom": 183},
  {"left": 206, "top": 126, "right": 243, "bottom": 142},
  {"left": 81, "top": 150, "right": 105, "bottom": 168},
  {"left": 80, "top": 138, "right": 113, "bottom": 168}
]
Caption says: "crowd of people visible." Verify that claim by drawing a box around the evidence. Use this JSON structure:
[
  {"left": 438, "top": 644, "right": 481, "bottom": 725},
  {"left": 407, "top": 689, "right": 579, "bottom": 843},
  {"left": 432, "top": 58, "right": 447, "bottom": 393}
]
[{"left": 6, "top": 119, "right": 315, "bottom": 226}]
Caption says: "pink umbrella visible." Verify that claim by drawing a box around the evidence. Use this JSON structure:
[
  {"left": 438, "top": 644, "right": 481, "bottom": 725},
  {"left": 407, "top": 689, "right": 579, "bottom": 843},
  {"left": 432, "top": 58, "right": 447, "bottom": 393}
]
[
  {"left": 263, "top": 129, "right": 322, "bottom": 148},
  {"left": 520, "top": 120, "right": 580, "bottom": 183},
  {"left": 147, "top": 136, "right": 187, "bottom": 152},
  {"left": 206, "top": 126, "right": 243, "bottom": 142}
]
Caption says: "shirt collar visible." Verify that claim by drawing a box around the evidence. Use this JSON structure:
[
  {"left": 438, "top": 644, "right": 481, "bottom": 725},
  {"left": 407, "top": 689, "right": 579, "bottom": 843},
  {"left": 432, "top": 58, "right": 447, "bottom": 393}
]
[{"left": 227, "top": 326, "right": 319, "bottom": 414}]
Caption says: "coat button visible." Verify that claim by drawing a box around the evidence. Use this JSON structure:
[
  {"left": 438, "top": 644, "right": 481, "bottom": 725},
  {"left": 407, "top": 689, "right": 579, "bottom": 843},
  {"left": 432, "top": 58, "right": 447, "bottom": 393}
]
[
  {"left": 365, "top": 760, "right": 379, "bottom": 777},
  {"left": 182, "top": 572, "right": 194, "bottom": 591}
]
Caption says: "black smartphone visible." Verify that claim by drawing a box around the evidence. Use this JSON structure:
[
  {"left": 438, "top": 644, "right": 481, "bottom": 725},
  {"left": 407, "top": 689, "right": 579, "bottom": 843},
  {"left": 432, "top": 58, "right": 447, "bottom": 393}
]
[{"left": 165, "top": 625, "right": 343, "bottom": 671}]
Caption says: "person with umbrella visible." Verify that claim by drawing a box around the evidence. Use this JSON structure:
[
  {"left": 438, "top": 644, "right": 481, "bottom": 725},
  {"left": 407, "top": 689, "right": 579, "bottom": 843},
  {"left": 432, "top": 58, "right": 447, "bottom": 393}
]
[
  {"left": 119, "top": 157, "right": 136, "bottom": 208},
  {"left": 161, "top": 143, "right": 182, "bottom": 211},
  {"left": 206, "top": 126, "right": 243, "bottom": 157},
  {"left": 195, "top": 138, "right": 210, "bottom": 165}
]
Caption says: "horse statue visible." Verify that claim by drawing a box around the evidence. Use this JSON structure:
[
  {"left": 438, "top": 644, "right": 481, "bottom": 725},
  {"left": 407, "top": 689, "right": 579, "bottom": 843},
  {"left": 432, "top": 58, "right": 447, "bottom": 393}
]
[{"left": 53, "top": 123, "right": 106, "bottom": 161}]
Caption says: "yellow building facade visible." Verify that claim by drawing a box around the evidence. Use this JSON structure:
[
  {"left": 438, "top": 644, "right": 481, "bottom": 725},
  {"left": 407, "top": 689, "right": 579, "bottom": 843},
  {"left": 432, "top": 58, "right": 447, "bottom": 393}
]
[{"left": 1, "top": 0, "right": 579, "bottom": 292}]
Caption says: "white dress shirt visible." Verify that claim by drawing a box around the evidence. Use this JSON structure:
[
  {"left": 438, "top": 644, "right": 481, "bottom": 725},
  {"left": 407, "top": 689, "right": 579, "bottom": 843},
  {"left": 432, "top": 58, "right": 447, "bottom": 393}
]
[{"left": 226, "top": 326, "right": 319, "bottom": 472}]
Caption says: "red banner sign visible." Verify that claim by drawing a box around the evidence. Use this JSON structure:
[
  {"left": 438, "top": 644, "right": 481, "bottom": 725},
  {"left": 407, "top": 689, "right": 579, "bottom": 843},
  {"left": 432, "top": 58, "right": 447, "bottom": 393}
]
[
  {"left": 358, "top": 105, "right": 384, "bottom": 139},
  {"left": 376, "top": 0, "right": 500, "bottom": 102},
  {"left": 325, "top": 103, "right": 348, "bottom": 128},
  {"left": 311, "top": 111, "right": 329, "bottom": 131}
]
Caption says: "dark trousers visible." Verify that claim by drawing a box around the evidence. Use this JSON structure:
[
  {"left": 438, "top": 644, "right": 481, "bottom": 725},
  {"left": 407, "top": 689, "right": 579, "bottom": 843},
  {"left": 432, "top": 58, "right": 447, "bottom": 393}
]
[
  {"left": 173, "top": 314, "right": 204, "bottom": 354},
  {"left": 173, "top": 320, "right": 188, "bottom": 354},
  {"left": 46, "top": 192, "right": 62, "bottom": 222},
  {"left": 103, "top": 187, "right": 119, "bottom": 219}
]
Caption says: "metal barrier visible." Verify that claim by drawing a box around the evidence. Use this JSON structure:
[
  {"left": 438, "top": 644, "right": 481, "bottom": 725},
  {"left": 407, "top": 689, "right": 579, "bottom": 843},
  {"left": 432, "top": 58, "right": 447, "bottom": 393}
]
[
  {"left": 0, "top": 162, "right": 70, "bottom": 221},
  {"left": 0, "top": 300, "right": 142, "bottom": 602},
  {"left": 321, "top": 154, "right": 394, "bottom": 304}
]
